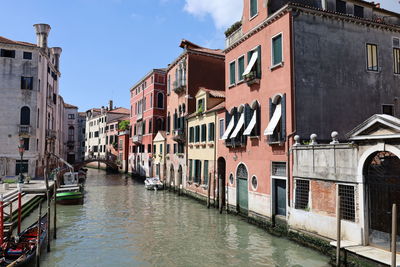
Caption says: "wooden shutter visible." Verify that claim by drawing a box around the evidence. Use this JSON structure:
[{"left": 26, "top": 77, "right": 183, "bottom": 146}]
[
  {"left": 281, "top": 94, "right": 286, "bottom": 141},
  {"left": 256, "top": 45, "right": 262, "bottom": 78},
  {"left": 244, "top": 104, "right": 252, "bottom": 129}
]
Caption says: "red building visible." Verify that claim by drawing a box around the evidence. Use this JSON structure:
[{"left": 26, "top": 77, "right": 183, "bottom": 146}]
[{"left": 129, "top": 69, "right": 167, "bottom": 177}]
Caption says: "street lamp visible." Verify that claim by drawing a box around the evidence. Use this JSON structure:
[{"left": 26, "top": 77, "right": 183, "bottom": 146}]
[{"left": 17, "top": 138, "right": 25, "bottom": 184}]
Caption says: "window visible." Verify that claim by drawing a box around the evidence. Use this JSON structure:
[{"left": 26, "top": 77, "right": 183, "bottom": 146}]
[
  {"left": 149, "top": 119, "right": 152, "bottom": 134},
  {"left": 338, "top": 184, "right": 355, "bottom": 222},
  {"left": 167, "top": 75, "right": 171, "bottom": 94},
  {"left": 204, "top": 160, "right": 209, "bottom": 185},
  {"left": 382, "top": 105, "right": 394, "bottom": 116},
  {"left": 166, "top": 144, "right": 170, "bottom": 154},
  {"left": 243, "top": 46, "right": 262, "bottom": 79},
  {"left": 195, "top": 126, "right": 200, "bottom": 142},
  {"left": 160, "top": 144, "right": 163, "bottom": 153},
  {"left": 272, "top": 34, "right": 283, "bottom": 66},
  {"left": 295, "top": 179, "right": 310, "bottom": 210},
  {"left": 238, "top": 56, "right": 245, "bottom": 81},
  {"left": 229, "top": 173, "right": 234, "bottom": 184},
  {"left": 251, "top": 176, "right": 258, "bottom": 190},
  {"left": 157, "top": 93, "right": 164, "bottom": 108},
  {"left": 271, "top": 162, "right": 286, "bottom": 177},
  {"left": 265, "top": 94, "right": 286, "bottom": 143},
  {"left": 68, "top": 114, "right": 75, "bottom": 119},
  {"left": 178, "top": 143, "right": 184, "bottom": 153},
  {"left": 23, "top": 52, "right": 32, "bottom": 60},
  {"left": 250, "top": 0, "right": 258, "bottom": 18},
  {"left": 94, "top": 131, "right": 99, "bottom": 137},
  {"left": 21, "top": 77, "right": 33, "bottom": 90},
  {"left": 336, "top": 0, "right": 346, "bottom": 14},
  {"left": 219, "top": 119, "right": 225, "bottom": 139},
  {"left": 150, "top": 93, "right": 153, "bottom": 108},
  {"left": 208, "top": 123, "right": 215, "bottom": 141},
  {"left": 23, "top": 138, "right": 29, "bottom": 151},
  {"left": 366, "top": 44, "right": 378, "bottom": 71},
  {"left": 148, "top": 144, "right": 152, "bottom": 153},
  {"left": 229, "top": 61, "right": 236, "bottom": 85},
  {"left": 201, "top": 124, "right": 207, "bottom": 142},
  {"left": 20, "top": 106, "right": 30, "bottom": 125},
  {"left": 189, "top": 160, "right": 193, "bottom": 181},
  {"left": 167, "top": 113, "right": 171, "bottom": 133},
  {"left": 0, "top": 49, "right": 15, "bottom": 58},
  {"left": 353, "top": 5, "right": 364, "bottom": 18},
  {"left": 189, "top": 127, "right": 194, "bottom": 143},
  {"left": 194, "top": 160, "right": 202, "bottom": 184},
  {"left": 68, "top": 126, "right": 75, "bottom": 141},
  {"left": 394, "top": 48, "right": 400, "bottom": 74},
  {"left": 153, "top": 144, "right": 156, "bottom": 154}
]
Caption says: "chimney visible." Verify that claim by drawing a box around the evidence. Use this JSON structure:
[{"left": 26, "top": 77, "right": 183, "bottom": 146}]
[
  {"left": 50, "top": 47, "right": 62, "bottom": 70},
  {"left": 33, "top": 24, "right": 51, "bottom": 48},
  {"left": 109, "top": 100, "right": 113, "bottom": 111}
]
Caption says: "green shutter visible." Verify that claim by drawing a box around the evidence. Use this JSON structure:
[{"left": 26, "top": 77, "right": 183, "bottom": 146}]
[
  {"left": 256, "top": 45, "right": 262, "bottom": 78},
  {"left": 250, "top": 0, "right": 258, "bottom": 18},
  {"left": 204, "top": 160, "right": 209, "bottom": 185},
  {"left": 238, "top": 56, "right": 245, "bottom": 81},
  {"left": 273, "top": 35, "right": 282, "bottom": 66},
  {"left": 230, "top": 61, "right": 236, "bottom": 85}
]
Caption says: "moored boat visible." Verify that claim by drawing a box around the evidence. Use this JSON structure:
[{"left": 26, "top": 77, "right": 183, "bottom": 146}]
[
  {"left": 0, "top": 214, "right": 47, "bottom": 267},
  {"left": 56, "top": 185, "right": 84, "bottom": 205},
  {"left": 144, "top": 177, "right": 164, "bottom": 190}
]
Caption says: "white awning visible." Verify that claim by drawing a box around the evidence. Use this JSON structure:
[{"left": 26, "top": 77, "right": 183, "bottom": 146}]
[
  {"left": 230, "top": 112, "right": 245, "bottom": 138},
  {"left": 242, "top": 51, "right": 258, "bottom": 76},
  {"left": 243, "top": 110, "right": 257, "bottom": 135},
  {"left": 264, "top": 104, "right": 282, "bottom": 136},
  {"left": 221, "top": 117, "right": 235, "bottom": 140}
]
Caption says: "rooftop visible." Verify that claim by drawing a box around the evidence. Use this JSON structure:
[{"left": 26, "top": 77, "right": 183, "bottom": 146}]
[{"left": 0, "top": 36, "right": 36, "bottom": 48}]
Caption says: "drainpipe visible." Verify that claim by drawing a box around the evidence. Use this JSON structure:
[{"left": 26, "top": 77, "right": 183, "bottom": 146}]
[{"left": 287, "top": 8, "right": 299, "bottom": 208}]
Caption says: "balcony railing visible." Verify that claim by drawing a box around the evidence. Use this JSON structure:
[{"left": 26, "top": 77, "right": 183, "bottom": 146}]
[
  {"left": 46, "top": 129, "right": 57, "bottom": 139},
  {"left": 225, "top": 27, "right": 243, "bottom": 48},
  {"left": 172, "top": 128, "right": 185, "bottom": 143},
  {"left": 132, "top": 135, "right": 143, "bottom": 144},
  {"left": 18, "top": 125, "right": 31, "bottom": 135},
  {"left": 225, "top": 136, "right": 246, "bottom": 148},
  {"left": 173, "top": 80, "right": 186, "bottom": 94}
]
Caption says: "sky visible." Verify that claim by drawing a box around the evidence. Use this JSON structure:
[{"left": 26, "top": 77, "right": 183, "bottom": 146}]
[{"left": 0, "top": 0, "right": 399, "bottom": 112}]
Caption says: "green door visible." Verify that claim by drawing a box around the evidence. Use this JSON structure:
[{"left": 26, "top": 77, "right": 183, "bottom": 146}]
[
  {"left": 275, "top": 179, "right": 286, "bottom": 216},
  {"left": 236, "top": 164, "right": 249, "bottom": 213}
]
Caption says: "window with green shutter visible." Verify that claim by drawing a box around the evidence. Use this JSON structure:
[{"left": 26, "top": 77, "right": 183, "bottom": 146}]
[
  {"left": 201, "top": 124, "right": 207, "bottom": 142},
  {"left": 204, "top": 160, "right": 209, "bottom": 185},
  {"left": 208, "top": 123, "right": 215, "bottom": 141},
  {"left": 195, "top": 126, "right": 200, "bottom": 142},
  {"left": 230, "top": 61, "right": 236, "bottom": 85},
  {"left": 189, "top": 127, "right": 194, "bottom": 143},
  {"left": 250, "top": 0, "right": 258, "bottom": 18},
  {"left": 238, "top": 56, "right": 245, "bottom": 81},
  {"left": 272, "top": 34, "right": 282, "bottom": 66}
]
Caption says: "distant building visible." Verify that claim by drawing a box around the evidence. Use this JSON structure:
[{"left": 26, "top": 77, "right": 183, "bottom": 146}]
[
  {"left": 63, "top": 103, "right": 79, "bottom": 164},
  {"left": 0, "top": 24, "right": 64, "bottom": 178},
  {"left": 77, "top": 112, "right": 86, "bottom": 162},
  {"left": 129, "top": 69, "right": 167, "bottom": 177},
  {"left": 85, "top": 101, "right": 129, "bottom": 160}
]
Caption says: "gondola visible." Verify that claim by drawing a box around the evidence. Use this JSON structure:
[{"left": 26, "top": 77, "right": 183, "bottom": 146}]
[{"left": 0, "top": 213, "right": 47, "bottom": 267}]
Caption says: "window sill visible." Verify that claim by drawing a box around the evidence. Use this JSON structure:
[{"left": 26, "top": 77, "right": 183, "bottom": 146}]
[
  {"left": 249, "top": 13, "right": 258, "bottom": 21},
  {"left": 270, "top": 62, "right": 284, "bottom": 71},
  {"left": 228, "top": 84, "right": 236, "bottom": 89},
  {"left": 247, "top": 135, "right": 259, "bottom": 139},
  {"left": 200, "top": 184, "right": 208, "bottom": 189}
]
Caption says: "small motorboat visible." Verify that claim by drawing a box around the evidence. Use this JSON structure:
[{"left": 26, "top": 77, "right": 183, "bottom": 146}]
[
  {"left": 0, "top": 214, "right": 47, "bottom": 266},
  {"left": 144, "top": 177, "right": 164, "bottom": 190}
]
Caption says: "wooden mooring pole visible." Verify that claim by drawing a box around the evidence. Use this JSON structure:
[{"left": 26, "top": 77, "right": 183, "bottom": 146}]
[
  {"left": 0, "top": 194, "right": 4, "bottom": 246},
  {"left": 392, "top": 203, "right": 397, "bottom": 267},
  {"left": 336, "top": 196, "right": 341, "bottom": 267},
  {"left": 36, "top": 201, "right": 42, "bottom": 267},
  {"left": 207, "top": 176, "right": 211, "bottom": 208},
  {"left": 17, "top": 185, "right": 22, "bottom": 235},
  {"left": 45, "top": 155, "right": 50, "bottom": 252},
  {"left": 53, "top": 176, "right": 57, "bottom": 239}
]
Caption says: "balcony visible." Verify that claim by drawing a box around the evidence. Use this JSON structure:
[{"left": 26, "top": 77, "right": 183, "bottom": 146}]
[
  {"left": 225, "top": 26, "right": 243, "bottom": 48},
  {"left": 132, "top": 135, "right": 143, "bottom": 144},
  {"left": 18, "top": 125, "right": 31, "bottom": 136},
  {"left": 173, "top": 80, "right": 186, "bottom": 95},
  {"left": 225, "top": 136, "right": 246, "bottom": 148},
  {"left": 46, "top": 129, "right": 57, "bottom": 139},
  {"left": 136, "top": 113, "right": 143, "bottom": 121},
  {"left": 244, "top": 71, "right": 260, "bottom": 86},
  {"left": 172, "top": 128, "right": 185, "bottom": 143},
  {"left": 118, "top": 130, "right": 129, "bottom": 136}
]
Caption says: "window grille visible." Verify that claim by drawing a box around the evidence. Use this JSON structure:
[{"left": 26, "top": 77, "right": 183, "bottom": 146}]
[
  {"left": 271, "top": 162, "right": 286, "bottom": 177},
  {"left": 338, "top": 184, "right": 355, "bottom": 222},
  {"left": 295, "top": 179, "right": 309, "bottom": 210}
]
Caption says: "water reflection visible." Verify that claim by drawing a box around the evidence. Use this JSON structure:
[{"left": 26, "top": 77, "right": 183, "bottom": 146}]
[{"left": 22, "top": 169, "right": 331, "bottom": 267}]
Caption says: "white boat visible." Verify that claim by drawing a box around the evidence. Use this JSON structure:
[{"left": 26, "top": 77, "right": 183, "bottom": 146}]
[{"left": 145, "top": 177, "right": 164, "bottom": 190}]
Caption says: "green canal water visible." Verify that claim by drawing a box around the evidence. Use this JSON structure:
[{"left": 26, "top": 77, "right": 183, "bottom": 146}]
[{"left": 22, "top": 169, "right": 329, "bottom": 266}]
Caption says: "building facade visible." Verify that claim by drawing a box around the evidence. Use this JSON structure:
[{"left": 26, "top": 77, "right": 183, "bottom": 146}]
[
  {"left": 0, "top": 23, "right": 64, "bottom": 178},
  {"left": 63, "top": 103, "right": 79, "bottom": 164},
  {"left": 219, "top": 0, "right": 400, "bottom": 223},
  {"left": 129, "top": 69, "right": 167, "bottom": 177},
  {"left": 165, "top": 40, "right": 225, "bottom": 188}
]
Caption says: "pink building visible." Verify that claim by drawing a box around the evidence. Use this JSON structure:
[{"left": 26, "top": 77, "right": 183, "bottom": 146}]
[{"left": 129, "top": 69, "right": 167, "bottom": 177}]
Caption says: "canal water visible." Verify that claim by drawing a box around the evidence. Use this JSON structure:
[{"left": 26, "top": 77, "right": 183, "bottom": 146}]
[{"left": 23, "top": 169, "right": 329, "bottom": 266}]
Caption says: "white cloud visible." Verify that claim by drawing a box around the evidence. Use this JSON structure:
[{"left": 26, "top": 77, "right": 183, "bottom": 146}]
[{"left": 184, "top": 0, "right": 243, "bottom": 29}]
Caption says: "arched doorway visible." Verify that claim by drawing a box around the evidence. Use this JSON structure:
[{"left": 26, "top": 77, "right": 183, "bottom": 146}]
[
  {"left": 364, "top": 151, "right": 400, "bottom": 249},
  {"left": 236, "top": 163, "right": 248, "bottom": 213},
  {"left": 218, "top": 157, "right": 226, "bottom": 211},
  {"left": 169, "top": 165, "right": 175, "bottom": 185},
  {"left": 178, "top": 165, "right": 183, "bottom": 187}
]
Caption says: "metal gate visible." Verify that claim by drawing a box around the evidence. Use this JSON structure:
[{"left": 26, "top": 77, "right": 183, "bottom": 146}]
[
  {"left": 366, "top": 151, "right": 400, "bottom": 250},
  {"left": 236, "top": 164, "right": 248, "bottom": 213}
]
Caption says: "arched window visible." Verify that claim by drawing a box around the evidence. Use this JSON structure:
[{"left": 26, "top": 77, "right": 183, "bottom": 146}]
[
  {"left": 68, "top": 126, "right": 75, "bottom": 141},
  {"left": 157, "top": 93, "right": 164, "bottom": 109},
  {"left": 20, "top": 106, "right": 30, "bottom": 125},
  {"left": 236, "top": 163, "right": 248, "bottom": 180}
]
